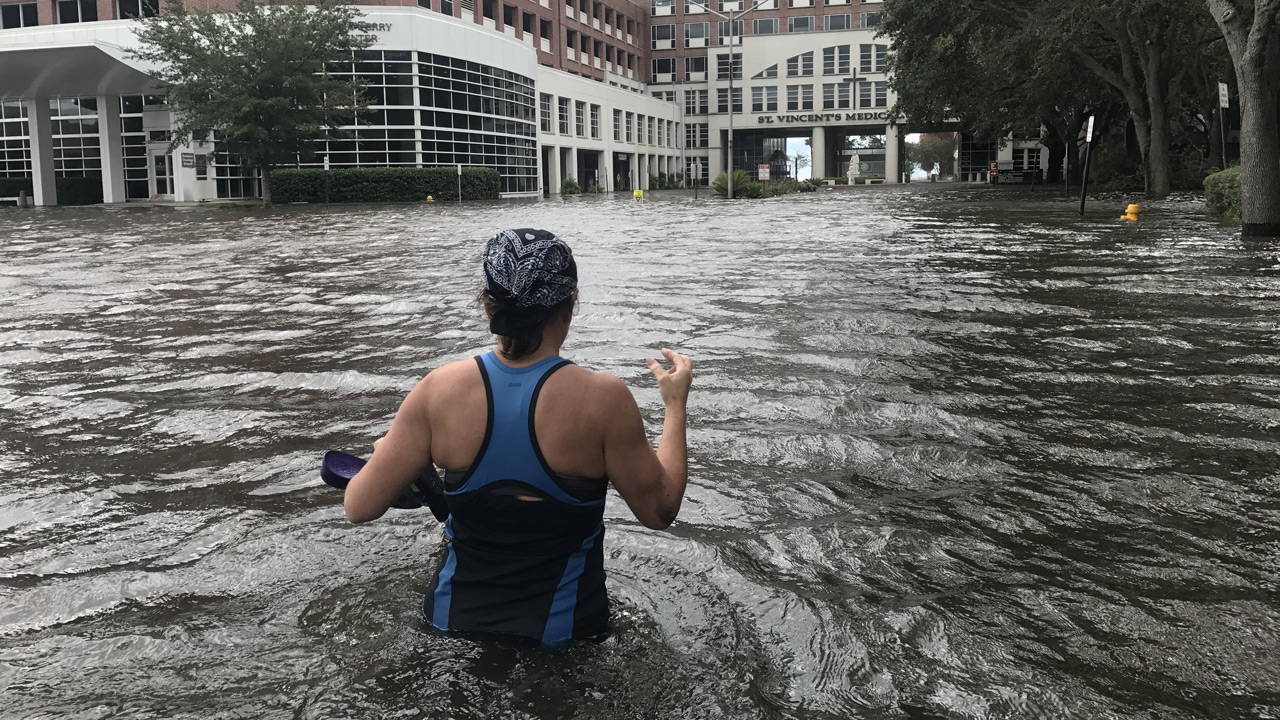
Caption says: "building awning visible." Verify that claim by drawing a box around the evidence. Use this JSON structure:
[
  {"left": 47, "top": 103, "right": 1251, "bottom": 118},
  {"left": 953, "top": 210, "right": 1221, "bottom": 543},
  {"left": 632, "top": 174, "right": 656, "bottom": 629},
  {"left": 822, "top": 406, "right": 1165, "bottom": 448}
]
[
  {"left": 0, "top": 44, "right": 158, "bottom": 99},
  {"left": 0, "top": 21, "right": 161, "bottom": 100}
]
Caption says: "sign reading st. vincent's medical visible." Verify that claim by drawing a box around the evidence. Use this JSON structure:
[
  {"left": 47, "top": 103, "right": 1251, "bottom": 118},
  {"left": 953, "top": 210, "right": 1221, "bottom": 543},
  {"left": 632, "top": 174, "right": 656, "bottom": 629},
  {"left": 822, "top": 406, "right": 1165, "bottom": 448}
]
[{"left": 759, "top": 111, "right": 890, "bottom": 125}]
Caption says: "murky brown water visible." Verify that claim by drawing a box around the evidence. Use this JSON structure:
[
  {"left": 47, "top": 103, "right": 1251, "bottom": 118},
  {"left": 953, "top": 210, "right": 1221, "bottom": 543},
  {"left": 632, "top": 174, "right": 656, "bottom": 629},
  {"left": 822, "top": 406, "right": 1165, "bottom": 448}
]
[{"left": 2, "top": 187, "right": 1278, "bottom": 719}]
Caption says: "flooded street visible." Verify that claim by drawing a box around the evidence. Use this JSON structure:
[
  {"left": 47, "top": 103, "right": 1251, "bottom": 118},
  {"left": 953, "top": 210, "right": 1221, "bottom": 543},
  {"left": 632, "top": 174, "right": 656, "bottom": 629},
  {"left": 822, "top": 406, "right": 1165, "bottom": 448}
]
[{"left": 2, "top": 186, "right": 1278, "bottom": 719}]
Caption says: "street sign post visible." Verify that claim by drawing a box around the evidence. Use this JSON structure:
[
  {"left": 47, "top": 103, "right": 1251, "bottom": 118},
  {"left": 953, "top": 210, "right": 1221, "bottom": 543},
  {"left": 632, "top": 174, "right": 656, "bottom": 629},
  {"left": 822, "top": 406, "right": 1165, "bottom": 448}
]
[
  {"left": 1079, "top": 115, "right": 1095, "bottom": 215},
  {"left": 1219, "top": 82, "right": 1230, "bottom": 170},
  {"left": 456, "top": 163, "right": 462, "bottom": 204}
]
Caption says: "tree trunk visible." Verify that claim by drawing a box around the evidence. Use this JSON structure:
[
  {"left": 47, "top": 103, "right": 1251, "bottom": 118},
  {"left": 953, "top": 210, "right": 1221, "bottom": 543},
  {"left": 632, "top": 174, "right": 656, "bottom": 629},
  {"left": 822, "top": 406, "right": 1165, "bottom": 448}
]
[
  {"left": 260, "top": 165, "right": 272, "bottom": 205},
  {"left": 1237, "top": 68, "right": 1280, "bottom": 234},
  {"left": 1146, "top": 96, "right": 1172, "bottom": 198},
  {"left": 1046, "top": 137, "right": 1066, "bottom": 184}
]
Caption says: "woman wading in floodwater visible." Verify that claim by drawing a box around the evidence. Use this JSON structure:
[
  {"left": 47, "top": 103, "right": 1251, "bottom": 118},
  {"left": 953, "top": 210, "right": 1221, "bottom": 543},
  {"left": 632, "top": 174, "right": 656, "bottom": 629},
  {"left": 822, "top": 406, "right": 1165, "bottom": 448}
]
[{"left": 343, "top": 229, "right": 693, "bottom": 644}]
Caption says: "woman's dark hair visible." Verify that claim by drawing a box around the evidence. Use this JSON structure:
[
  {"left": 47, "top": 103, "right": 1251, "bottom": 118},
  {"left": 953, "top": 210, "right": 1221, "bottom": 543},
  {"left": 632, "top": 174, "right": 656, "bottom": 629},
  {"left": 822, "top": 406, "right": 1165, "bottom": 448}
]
[{"left": 477, "top": 288, "right": 575, "bottom": 361}]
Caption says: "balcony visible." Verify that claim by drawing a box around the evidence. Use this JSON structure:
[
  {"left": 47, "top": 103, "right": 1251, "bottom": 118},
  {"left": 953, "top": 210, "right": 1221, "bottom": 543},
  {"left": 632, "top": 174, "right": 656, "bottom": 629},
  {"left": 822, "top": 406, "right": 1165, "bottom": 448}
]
[
  {"left": 540, "top": 37, "right": 550, "bottom": 52},
  {"left": 566, "top": 47, "right": 577, "bottom": 61},
  {"left": 565, "top": 5, "right": 573, "bottom": 17}
]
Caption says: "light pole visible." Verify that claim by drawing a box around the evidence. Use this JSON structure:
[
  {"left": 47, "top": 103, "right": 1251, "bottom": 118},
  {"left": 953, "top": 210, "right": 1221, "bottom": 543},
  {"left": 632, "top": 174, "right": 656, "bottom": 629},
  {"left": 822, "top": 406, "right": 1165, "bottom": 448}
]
[{"left": 688, "top": 0, "right": 773, "bottom": 199}]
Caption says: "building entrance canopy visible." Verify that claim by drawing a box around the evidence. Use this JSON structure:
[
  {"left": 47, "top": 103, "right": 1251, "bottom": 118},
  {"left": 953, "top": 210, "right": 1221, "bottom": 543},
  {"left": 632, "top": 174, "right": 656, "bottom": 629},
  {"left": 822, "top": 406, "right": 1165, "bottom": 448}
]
[
  {"left": 0, "top": 22, "right": 160, "bottom": 100},
  {"left": 0, "top": 44, "right": 157, "bottom": 99}
]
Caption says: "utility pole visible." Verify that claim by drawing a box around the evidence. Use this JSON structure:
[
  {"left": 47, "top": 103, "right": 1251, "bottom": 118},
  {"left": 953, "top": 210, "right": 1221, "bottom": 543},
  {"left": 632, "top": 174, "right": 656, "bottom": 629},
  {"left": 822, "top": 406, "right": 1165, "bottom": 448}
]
[{"left": 690, "top": 0, "right": 773, "bottom": 199}]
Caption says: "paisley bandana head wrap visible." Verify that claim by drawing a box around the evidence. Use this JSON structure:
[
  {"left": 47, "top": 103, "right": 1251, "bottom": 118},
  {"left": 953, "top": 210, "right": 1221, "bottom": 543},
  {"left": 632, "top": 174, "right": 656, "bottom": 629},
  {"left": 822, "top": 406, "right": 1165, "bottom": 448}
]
[{"left": 482, "top": 229, "right": 577, "bottom": 336}]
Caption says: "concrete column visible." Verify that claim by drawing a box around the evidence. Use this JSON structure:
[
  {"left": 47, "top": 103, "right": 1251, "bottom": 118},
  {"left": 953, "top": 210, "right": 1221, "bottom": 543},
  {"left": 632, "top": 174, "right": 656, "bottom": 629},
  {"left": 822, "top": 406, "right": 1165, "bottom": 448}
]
[
  {"left": 639, "top": 154, "right": 649, "bottom": 189},
  {"left": 96, "top": 96, "right": 126, "bottom": 204},
  {"left": 23, "top": 99, "right": 57, "bottom": 207},
  {"left": 885, "top": 123, "right": 900, "bottom": 184},
  {"left": 546, "top": 145, "right": 561, "bottom": 194},
  {"left": 810, "top": 126, "right": 827, "bottom": 180},
  {"left": 565, "top": 146, "right": 578, "bottom": 186}
]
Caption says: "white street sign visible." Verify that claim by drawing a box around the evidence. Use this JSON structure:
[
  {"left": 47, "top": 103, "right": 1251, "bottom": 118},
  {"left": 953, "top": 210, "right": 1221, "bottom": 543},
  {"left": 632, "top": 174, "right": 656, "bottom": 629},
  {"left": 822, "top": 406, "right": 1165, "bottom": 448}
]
[
  {"left": 1086, "top": 115, "right": 1096, "bottom": 143},
  {"left": 1219, "top": 82, "right": 1230, "bottom": 109}
]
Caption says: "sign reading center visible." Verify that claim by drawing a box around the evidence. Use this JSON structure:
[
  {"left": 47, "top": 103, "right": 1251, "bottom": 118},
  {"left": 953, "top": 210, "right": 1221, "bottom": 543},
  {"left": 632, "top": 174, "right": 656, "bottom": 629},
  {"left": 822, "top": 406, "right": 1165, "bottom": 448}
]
[{"left": 759, "top": 111, "right": 890, "bottom": 124}]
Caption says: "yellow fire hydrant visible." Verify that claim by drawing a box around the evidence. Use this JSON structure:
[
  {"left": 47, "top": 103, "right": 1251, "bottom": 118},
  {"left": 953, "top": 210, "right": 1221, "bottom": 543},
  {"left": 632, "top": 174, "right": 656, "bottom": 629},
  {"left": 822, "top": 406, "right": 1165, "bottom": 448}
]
[{"left": 1121, "top": 203, "right": 1141, "bottom": 221}]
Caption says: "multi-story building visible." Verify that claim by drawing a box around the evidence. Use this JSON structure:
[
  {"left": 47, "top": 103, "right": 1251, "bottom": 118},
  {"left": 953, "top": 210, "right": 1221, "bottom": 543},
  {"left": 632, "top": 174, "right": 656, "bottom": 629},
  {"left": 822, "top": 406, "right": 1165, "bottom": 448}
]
[
  {"left": 646, "top": 0, "right": 904, "bottom": 184},
  {"left": 0, "top": 0, "right": 1040, "bottom": 205}
]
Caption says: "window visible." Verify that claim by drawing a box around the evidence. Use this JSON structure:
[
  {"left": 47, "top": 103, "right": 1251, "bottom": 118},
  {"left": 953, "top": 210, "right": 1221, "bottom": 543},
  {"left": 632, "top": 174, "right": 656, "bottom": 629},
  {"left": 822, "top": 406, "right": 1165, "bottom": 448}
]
[
  {"left": 685, "top": 123, "right": 708, "bottom": 148},
  {"left": 652, "top": 90, "right": 676, "bottom": 101},
  {"left": 717, "top": 19, "right": 743, "bottom": 43},
  {"left": 652, "top": 0, "right": 675, "bottom": 14},
  {"left": 540, "top": 18, "right": 552, "bottom": 39},
  {"left": 502, "top": 3, "right": 516, "bottom": 27},
  {"left": 787, "top": 16, "right": 813, "bottom": 33},
  {"left": 441, "top": 0, "right": 453, "bottom": 14},
  {"left": 685, "top": 55, "right": 708, "bottom": 79},
  {"left": 823, "top": 14, "right": 850, "bottom": 31},
  {"left": 822, "top": 82, "right": 850, "bottom": 109},
  {"left": 653, "top": 57, "right": 676, "bottom": 80},
  {"left": 861, "top": 12, "right": 881, "bottom": 28},
  {"left": 522, "top": 10, "right": 534, "bottom": 34},
  {"left": 753, "top": 17, "right": 777, "bottom": 34},
  {"left": 625, "top": 111, "right": 634, "bottom": 142},
  {"left": 685, "top": 88, "right": 708, "bottom": 115},
  {"left": 575, "top": 101, "right": 586, "bottom": 136},
  {"left": 717, "top": 53, "right": 742, "bottom": 80},
  {"left": 755, "top": 64, "right": 778, "bottom": 79},
  {"left": 648, "top": 116, "right": 655, "bottom": 144},
  {"left": 539, "top": 93, "right": 553, "bottom": 132},
  {"left": 652, "top": 24, "right": 675, "bottom": 49},
  {"left": 786, "top": 84, "right": 813, "bottom": 111},
  {"left": 786, "top": 52, "right": 813, "bottom": 77},
  {"left": 613, "top": 108, "right": 623, "bottom": 141},
  {"left": 685, "top": 21, "right": 710, "bottom": 46},
  {"left": 751, "top": 86, "right": 778, "bottom": 113},
  {"left": 823, "top": 45, "right": 850, "bottom": 75},
  {"left": 859, "top": 81, "right": 872, "bottom": 108},
  {"left": 860, "top": 44, "right": 889, "bottom": 73},
  {"left": 558, "top": 97, "right": 570, "bottom": 134},
  {"left": 482, "top": 0, "right": 495, "bottom": 20},
  {"left": 658, "top": 119, "right": 665, "bottom": 146},
  {"left": 716, "top": 87, "right": 743, "bottom": 113},
  {"left": 115, "top": 0, "right": 158, "bottom": 19},
  {"left": 859, "top": 81, "right": 889, "bottom": 108},
  {"left": 57, "top": 0, "right": 97, "bottom": 23},
  {"left": 875, "top": 81, "right": 888, "bottom": 107}
]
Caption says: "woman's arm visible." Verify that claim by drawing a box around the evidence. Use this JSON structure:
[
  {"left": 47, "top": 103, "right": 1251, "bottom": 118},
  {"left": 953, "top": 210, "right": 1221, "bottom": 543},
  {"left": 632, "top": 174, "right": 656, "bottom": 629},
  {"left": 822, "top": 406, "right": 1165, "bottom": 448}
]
[{"left": 344, "top": 375, "right": 435, "bottom": 523}]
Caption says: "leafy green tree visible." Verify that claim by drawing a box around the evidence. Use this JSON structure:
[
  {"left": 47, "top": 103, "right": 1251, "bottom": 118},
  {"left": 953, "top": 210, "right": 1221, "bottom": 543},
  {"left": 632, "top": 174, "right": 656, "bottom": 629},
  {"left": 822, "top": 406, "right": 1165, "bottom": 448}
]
[
  {"left": 131, "top": 0, "right": 376, "bottom": 204},
  {"left": 880, "top": 0, "right": 1217, "bottom": 197},
  {"left": 1206, "top": 0, "right": 1280, "bottom": 236},
  {"left": 907, "top": 135, "right": 956, "bottom": 177}
]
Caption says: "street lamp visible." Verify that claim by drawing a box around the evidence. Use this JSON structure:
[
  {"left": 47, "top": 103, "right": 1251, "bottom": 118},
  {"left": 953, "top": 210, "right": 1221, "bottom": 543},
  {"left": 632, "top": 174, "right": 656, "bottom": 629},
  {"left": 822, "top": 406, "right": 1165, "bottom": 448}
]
[{"left": 686, "top": 0, "right": 773, "bottom": 199}]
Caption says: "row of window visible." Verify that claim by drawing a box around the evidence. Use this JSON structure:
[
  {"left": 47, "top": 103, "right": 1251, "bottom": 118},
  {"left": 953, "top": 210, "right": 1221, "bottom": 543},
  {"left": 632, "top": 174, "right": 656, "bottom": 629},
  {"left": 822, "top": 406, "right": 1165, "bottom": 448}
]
[
  {"left": 653, "top": 44, "right": 885, "bottom": 82},
  {"left": 653, "top": 0, "right": 879, "bottom": 12},
  {"left": 0, "top": 0, "right": 157, "bottom": 28},
  {"left": 563, "top": 28, "right": 638, "bottom": 74},
  {"left": 609, "top": 109, "right": 678, "bottom": 148},
  {"left": 710, "top": 81, "right": 885, "bottom": 113},
  {"left": 650, "top": 12, "right": 879, "bottom": 47}
]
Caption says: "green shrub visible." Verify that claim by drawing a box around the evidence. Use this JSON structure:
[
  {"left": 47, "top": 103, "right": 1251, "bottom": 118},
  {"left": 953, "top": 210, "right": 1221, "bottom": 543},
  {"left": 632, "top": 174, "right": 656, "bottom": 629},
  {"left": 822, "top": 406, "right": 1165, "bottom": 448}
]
[
  {"left": 711, "top": 169, "right": 760, "bottom": 198},
  {"left": 271, "top": 166, "right": 501, "bottom": 204},
  {"left": 561, "top": 176, "right": 582, "bottom": 195},
  {"left": 1204, "top": 165, "right": 1241, "bottom": 224},
  {"left": 0, "top": 176, "right": 103, "bottom": 205},
  {"left": 586, "top": 183, "right": 604, "bottom": 194}
]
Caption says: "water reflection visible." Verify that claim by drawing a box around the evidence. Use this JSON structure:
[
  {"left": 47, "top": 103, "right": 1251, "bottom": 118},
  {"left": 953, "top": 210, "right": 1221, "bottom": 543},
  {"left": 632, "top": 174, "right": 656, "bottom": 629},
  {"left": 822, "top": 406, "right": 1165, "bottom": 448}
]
[{"left": 1, "top": 189, "right": 1277, "bottom": 719}]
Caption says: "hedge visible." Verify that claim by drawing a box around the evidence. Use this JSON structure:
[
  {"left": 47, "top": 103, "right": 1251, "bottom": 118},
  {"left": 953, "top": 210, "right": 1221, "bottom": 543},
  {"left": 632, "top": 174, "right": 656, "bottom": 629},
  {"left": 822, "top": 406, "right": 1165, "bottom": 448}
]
[
  {"left": 271, "top": 166, "right": 501, "bottom": 204},
  {"left": 0, "top": 176, "right": 103, "bottom": 205},
  {"left": 1204, "top": 165, "right": 1241, "bottom": 225}
]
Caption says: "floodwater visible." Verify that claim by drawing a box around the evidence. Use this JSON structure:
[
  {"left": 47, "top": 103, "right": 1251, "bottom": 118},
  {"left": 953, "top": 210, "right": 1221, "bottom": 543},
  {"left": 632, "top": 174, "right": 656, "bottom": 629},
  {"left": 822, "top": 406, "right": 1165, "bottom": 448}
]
[{"left": 1, "top": 186, "right": 1277, "bottom": 720}]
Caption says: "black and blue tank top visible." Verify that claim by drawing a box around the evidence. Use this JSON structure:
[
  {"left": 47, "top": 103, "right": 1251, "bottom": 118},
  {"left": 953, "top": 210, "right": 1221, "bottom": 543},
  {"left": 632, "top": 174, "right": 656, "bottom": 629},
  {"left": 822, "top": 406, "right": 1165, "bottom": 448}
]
[{"left": 424, "top": 351, "right": 609, "bottom": 645}]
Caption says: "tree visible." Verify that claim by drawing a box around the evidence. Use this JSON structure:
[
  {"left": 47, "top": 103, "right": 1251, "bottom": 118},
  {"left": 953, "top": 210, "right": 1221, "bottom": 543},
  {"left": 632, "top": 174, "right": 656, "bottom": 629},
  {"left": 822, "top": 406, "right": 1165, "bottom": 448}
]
[
  {"left": 1206, "top": 0, "right": 1280, "bottom": 236},
  {"left": 907, "top": 135, "right": 957, "bottom": 178},
  {"left": 792, "top": 152, "right": 810, "bottom": 178},
  {"left": 880, "top": 0, "right": 1218, "bottom": 197},
  {"left": 131, "top": 0, "right": 376, "bottom": 204}
]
